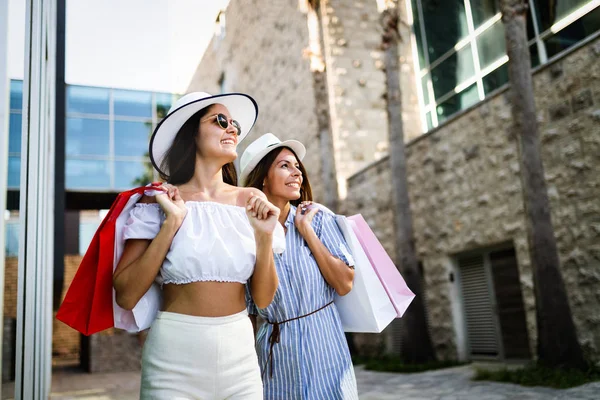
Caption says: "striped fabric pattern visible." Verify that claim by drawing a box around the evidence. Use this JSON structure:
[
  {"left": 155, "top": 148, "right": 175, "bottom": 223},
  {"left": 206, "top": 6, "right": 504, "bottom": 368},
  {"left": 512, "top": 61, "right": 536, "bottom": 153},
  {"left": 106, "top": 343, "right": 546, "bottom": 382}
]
[{"left": 247, "top": 206, "right": 359, "bottom": 400}]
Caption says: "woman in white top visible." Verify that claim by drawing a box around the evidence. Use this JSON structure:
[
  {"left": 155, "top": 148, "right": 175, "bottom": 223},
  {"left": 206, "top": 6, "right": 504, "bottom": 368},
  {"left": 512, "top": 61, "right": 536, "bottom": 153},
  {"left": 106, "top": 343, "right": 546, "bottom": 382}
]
[{"left": 113, "top": 92, "right": 279, "bottom": 399}]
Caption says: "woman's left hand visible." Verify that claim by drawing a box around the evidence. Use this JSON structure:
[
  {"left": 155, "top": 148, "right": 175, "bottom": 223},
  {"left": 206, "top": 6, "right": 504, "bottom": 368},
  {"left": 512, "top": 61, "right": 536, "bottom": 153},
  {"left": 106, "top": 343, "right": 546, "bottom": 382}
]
[
  {"left": 295, "top": 201, "right": 319, "bottom": 237},
  {"left": 246, "top": 194, "right": 280, "bottom": 235}
]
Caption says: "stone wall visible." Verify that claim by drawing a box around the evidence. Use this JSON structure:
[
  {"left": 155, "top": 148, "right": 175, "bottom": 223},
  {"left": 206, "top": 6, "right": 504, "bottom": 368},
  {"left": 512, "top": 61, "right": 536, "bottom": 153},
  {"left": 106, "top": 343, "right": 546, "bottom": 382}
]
[
  {"left": 187, "top": 0, "right": 327, "bottom": 198},
  {"left": 345, "top": 37, "right": 600, "bottom": 361},
  {"left": 320, "top": 0, "right": 421, "bottom": 197},
  {"left": 188, "top": 0, "right": 421, "bottom": 201}
]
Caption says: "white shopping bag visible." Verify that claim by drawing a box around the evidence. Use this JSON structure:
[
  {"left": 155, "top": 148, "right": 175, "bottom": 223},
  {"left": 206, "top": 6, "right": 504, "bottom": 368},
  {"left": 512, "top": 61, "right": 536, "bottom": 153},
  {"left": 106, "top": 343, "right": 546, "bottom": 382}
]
[
  {"left": 112, "top": 190, "right": 163, "bottom": 332},
  {"left": 333, "top": 215, "right": 396, "bottom": 333}
]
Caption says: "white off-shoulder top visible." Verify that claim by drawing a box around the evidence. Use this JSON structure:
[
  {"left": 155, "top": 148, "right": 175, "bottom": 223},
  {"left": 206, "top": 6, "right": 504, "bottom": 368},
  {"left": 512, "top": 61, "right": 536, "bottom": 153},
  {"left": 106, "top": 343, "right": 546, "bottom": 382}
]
[{"left": 122, "top": 201, "right": 285, "bottom": 285}]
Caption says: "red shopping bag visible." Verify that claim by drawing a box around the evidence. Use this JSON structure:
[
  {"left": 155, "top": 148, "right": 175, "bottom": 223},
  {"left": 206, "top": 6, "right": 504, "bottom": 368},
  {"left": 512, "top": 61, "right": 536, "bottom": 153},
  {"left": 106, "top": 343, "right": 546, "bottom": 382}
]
[{"left": 56, "top": 183, "right": 164, "bottom": 335}]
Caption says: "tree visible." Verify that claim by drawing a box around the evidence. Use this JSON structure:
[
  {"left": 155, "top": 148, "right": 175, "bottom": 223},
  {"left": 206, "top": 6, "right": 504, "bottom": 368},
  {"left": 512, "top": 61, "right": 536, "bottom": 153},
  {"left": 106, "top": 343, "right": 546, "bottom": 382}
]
[
  {"left": 500, "top": 0, "right": 586, "bottom": 369},
  {"left": 381, "top": 1, "right": 436, "bottom": 363}
]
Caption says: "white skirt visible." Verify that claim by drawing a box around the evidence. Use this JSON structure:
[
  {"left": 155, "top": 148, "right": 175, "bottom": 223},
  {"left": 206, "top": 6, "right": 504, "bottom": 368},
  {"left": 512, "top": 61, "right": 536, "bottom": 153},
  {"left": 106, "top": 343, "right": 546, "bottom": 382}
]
[{"left": 140, "top": 310, "right": 262, "bottom": 400}]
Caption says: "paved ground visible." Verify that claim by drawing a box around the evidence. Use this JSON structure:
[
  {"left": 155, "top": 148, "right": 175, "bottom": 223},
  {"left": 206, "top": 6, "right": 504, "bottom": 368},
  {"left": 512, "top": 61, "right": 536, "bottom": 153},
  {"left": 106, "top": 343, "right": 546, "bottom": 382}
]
[{"left": 2, "top": 364, "right": 599, "bottom": 399}]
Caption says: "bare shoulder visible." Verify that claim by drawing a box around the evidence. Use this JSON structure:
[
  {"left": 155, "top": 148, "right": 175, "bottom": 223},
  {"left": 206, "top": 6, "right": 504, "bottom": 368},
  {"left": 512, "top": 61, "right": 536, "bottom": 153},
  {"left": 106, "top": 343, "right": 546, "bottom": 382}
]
[{"left": 236, "top": 187, "right": 266, "bottom": 206}]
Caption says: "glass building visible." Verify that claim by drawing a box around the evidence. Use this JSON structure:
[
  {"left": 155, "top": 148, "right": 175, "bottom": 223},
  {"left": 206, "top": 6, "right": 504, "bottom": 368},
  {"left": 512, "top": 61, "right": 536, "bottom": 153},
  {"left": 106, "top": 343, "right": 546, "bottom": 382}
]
[
  {"left": 6, "top": 81, "right": 178, "bottom": 255},
  {"left": 409, "top": 0, "right": 600, "bottom": 130},
  {"left": 8, "top": 80, "right": 177, "bottom": 191}
]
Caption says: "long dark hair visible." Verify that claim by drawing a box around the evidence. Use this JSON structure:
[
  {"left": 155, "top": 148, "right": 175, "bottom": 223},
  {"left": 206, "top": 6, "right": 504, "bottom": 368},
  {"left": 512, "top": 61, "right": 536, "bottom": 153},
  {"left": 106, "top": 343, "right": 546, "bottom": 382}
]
[
  {"left": 244, "top": 147, "right": 312, "bottom": 206},
  {"left": 159, "top": 106, "right": 237, "bottom": 185}
]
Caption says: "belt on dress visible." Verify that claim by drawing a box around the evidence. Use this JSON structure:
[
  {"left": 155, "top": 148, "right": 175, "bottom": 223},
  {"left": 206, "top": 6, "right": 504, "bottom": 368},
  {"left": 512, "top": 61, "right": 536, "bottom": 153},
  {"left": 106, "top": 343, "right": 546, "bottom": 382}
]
[{"left": 263, "top": 301, "right": 334, "bottom": 379}]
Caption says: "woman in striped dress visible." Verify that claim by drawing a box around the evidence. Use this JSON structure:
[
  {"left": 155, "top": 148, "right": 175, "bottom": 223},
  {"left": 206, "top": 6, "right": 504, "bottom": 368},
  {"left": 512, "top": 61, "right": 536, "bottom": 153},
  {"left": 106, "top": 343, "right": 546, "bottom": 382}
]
[{"left": 240, "top": 133, "right": 359, "bottom": 400}]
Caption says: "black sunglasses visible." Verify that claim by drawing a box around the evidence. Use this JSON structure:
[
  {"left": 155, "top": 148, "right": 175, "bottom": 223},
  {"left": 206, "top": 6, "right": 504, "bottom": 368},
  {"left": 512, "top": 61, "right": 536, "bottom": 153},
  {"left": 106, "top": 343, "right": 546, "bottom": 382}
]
[{"left": 202, "top": 113, "right": 242, "bottom": 136}]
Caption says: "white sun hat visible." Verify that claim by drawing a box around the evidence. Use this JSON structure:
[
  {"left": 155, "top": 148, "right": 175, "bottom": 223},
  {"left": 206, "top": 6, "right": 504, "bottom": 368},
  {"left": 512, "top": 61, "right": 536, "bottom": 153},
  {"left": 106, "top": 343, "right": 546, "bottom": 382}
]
[
  {"left": 149, "top": 91, "right": 258, "bottom": 177},
  {"left": 239, "top": 133, "right": 306, "bottom": 186}
]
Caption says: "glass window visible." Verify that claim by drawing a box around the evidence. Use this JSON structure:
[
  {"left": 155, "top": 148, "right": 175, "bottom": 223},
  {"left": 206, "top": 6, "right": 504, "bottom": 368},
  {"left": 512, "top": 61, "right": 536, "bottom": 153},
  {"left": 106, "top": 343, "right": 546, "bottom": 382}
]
[
  {"left": 114, "top": 89, "right": 152, "bottom": 118},
  {"left": 66, "top": 159, "right": 111, "bottom": 189},
  {"left": 79, "top": 221, "right": 100, "bottom": 255},
  {"left": 66, "top": 118, "right": 110, "bottom": 156},
  {"left": 9, "top": 113, "right": 22, "bottom": 153},
  {"left": 114, "top": 160, "right": 153, "bottom": 189},
  {"left": 471, "top": 0, "right": 499, "bottom": 28},
  {"left": 476, "top": 21, "right": 506, "bottom": 70},
  {"left": 533, "top": 0, "right": 593, "bottom": 32},
  {"left": 527, "top": 7, "right": 536, "bottom": 40},
  {"left": 156, "top": 93, "right": 173, "bottom": 119},
  {"left": 421, "top": 74, "right": 431, "bottom": 105},
  {"left": 5, "top": 222, "right": 20, "bottom": 257},
  {"left": 530, "top": 43, "right": 541, "bottom": 68},
  {"left": 114, "top": 121, "right": 152, "bottom": 157},
  {"left": 436, "top": 83, "right": 479, "bottom": 123},
  {"left": 543, "top": 6, "right": 600, "bottom": 58},
  {"left": 67, "top": 85, "right": 110, "bottom": 115},
  {"left": 8, "top": 156, "right": 21, "bottom": 188},
  {"left": 10, "top": 80, "right": 23, "bottom": 111},
  {"left": 425, "top": 111, "right": 434, "bottom": 130},
  {"left": 421, "top": 0, "right": 469, "bottom": 62},
  {"left": 483, "top": 63, "right": 509, "bottom": 94},
  {"left": 430, "top": 44, "right": 475, "bottom": 99}
]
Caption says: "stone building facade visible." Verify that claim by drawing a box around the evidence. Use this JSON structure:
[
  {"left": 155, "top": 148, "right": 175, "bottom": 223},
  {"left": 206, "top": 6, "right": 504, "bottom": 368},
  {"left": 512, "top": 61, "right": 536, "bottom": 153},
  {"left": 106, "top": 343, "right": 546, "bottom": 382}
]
[
  {"left": 346, "top": 38, "right": 600, "bottom": 361},
  {"left": 191, "top": 0, "right": 600, "bottom": 363}
]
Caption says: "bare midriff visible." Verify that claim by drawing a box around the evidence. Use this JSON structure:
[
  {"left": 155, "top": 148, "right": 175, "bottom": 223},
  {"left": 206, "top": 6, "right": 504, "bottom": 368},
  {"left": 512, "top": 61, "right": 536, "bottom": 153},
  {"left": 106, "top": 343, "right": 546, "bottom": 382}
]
[{"left": 161, "top": 281, "right": 246, "bottom": 317}]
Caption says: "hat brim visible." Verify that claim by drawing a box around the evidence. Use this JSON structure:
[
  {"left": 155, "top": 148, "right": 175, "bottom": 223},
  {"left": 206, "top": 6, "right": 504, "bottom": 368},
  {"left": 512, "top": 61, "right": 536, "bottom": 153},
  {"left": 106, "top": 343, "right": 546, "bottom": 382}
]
[
  {"left": 239, "top": 140, "right": 306, "bottom": 186},
  {"left": 149, "top": 93, "right": 258, "bottom": 177}
]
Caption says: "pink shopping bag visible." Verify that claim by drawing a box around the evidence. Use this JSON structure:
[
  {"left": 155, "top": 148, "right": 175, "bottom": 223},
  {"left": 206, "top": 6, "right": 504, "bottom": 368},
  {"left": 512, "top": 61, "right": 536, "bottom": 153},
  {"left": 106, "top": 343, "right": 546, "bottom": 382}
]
[{"left": 347, "top": 214, "right": 415, "bottom": 317}]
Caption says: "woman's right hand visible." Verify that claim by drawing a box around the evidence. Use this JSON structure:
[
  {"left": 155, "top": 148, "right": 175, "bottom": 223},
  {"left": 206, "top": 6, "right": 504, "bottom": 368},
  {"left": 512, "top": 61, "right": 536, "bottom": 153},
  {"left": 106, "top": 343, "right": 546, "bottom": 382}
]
[{"left": 154, "top": 183, "right": 187, "bottom": 225}]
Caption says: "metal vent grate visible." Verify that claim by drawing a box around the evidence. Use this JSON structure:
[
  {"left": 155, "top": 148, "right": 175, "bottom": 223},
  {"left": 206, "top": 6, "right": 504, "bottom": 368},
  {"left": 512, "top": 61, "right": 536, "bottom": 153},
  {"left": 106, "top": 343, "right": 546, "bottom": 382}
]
[{"left": 459, "top": 255, "right": 499, "bottom": 357}]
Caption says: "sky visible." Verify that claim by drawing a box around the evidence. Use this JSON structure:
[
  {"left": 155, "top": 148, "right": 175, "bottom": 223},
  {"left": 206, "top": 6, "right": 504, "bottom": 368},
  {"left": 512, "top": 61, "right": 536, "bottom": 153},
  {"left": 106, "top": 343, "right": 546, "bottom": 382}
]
[{"left": 8, "top": 0, "right": 228, "bottom": 93}]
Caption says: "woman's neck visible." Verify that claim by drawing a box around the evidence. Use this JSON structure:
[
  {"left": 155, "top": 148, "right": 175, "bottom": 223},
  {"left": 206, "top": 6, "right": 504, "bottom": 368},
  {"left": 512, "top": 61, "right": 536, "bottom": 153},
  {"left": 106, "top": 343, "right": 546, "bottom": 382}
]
[
  {"left": 268, "top": 196, "right": 291, "bottom": 227},
  {"left": 181, "top": 157, "right": 228, "bottom": 196}
]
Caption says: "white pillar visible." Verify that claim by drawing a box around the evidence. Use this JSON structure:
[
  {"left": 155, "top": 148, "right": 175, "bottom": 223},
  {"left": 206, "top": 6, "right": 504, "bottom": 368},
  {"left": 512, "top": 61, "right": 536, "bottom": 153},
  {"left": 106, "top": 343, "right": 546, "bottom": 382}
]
[
  {"left": 15, "top": 0, "right": 56, "bottom": 398},
  {"left": 0, "top": 1, "right": 10, "bottom": 395}
]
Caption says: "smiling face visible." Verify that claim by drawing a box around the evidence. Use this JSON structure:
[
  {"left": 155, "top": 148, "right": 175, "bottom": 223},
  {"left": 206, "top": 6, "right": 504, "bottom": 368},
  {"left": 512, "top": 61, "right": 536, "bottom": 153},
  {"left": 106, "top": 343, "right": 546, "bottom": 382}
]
[
  {"left": 195, "top": 104, "right": 239, "bottom": 163},
  {"left": 262, "top": 148, "right": 304, "bottom": 202}
]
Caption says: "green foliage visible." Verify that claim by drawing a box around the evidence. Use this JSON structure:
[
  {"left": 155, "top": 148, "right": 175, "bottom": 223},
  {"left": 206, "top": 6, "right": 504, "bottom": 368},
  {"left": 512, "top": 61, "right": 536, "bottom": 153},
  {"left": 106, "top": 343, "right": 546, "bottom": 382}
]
[
  {"left": 473, "top": 363, "right": 600, "bottom": 389},
  {"left": 353, "top": 355, "right": 465, "bottom": 373}
]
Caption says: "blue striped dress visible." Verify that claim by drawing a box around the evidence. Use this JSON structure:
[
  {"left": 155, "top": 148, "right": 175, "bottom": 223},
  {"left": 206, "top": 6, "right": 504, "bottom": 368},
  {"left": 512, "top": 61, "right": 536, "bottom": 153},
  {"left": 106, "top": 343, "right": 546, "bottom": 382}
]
[{"left": 246, "top": 205, "right": 359, "bottom": 400}]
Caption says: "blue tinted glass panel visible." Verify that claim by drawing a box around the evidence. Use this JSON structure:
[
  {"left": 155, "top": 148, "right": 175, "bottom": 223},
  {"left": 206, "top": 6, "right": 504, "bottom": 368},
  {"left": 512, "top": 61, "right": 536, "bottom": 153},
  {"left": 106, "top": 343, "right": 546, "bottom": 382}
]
[
  {"left": 533, "top": 0, "right": 591, "bottom": 32},
  {"left": 114, "top": 121, "right": 152, "bottom": 157},
  {"left": 10, "top": 80, "right": 23, "bottom": 110},
  {"left": 67, "top": 86, "right": 110, "bottom": 115},
  {"left": 436, "top": 83, "right": 479, "bottom": 124},
  {"left": 530, "top": 43, "right": 541, "bottom": 68},
  {"left": 8, "top": 156, "right": 21, "bottom": 188},
  {"left": 483, "top": 63, "right": 509, "bottom": 94},
  {"left": 66, "top": 159, "right": 111, "bottom": 189},
  {"left": 425, "top": 112, "right": 434, "bottom": 131},
  {"left": 421, "top": 74, "right": 430, "bottom": 105},
  {"left": 114, "top": 90, "right": 152, "bottom": 118},
  {"left": 79, "top": 221, "right": 100, "bottom": 255},
  {"left": 411, "top": 0, "right": 427, "bottom": 68},
  {"left": 471, "top": 0, "right": 499, "bottom": 28},
  {"left": 156, "top": 93, "right": 173, "bottom": 119},
  {"left": 66, "top": 118, "right": 110, "bottom": 156},
  {"left": 421, "top": 0, "right": 468, "bottom": 62},
  {"left": 543, "top": 7, "right": 600, "bottom": 58},
  {"left": 9, "top": 113, "right": 22, "bottom": 153},
  {"left": 431, "top": 45, "right": 475, "bottom": 99},
  {"left": 5, "top": 222, "right": 20, "bottom": 257},
  {"left": 476, "top": 21, "right": 506, "bottom": 70},
  {"left": 114, "top": 160, "right": 153, "bottom": 189}
]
